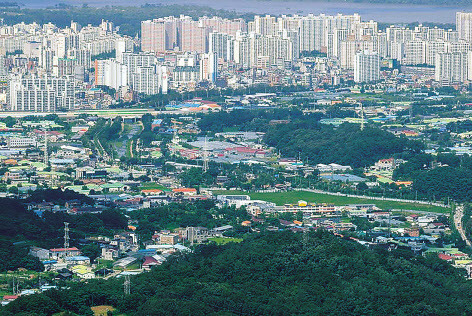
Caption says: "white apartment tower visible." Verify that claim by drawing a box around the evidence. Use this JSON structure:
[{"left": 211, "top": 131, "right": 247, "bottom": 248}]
[
  {"left": 8, "top": 75, "right": 77, "bottom": 112},
  {"left": 354, "top": 51, "right": 380, "bottom": 83},
  {"left": 456, "top": 12, "right": 472, "bottom": 42},
  {"left": 435, "top": 52, "right": 468, "bottom": 85}
]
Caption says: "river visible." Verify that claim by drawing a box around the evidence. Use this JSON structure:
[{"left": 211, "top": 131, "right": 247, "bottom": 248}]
[{"left": 18, "top": 0, "right": 472, "bottom": 23}]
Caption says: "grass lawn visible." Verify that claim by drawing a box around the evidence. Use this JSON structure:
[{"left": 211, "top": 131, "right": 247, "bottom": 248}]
[
  {"left": 125, "top": 139, "right": 133, "bottom": 158},
  {"left": 139, "top": 182, "right": 171, "bottom": 191},
  {"left": 95, "top": 259, "right": 114, "bottom": 270},
  {"left": 91, "top": 305, "right": 116, "bottom": 316},
  {"left": 212, "top": 190, "right": 450, "bottom": 214},
  {"left": 208, "top": 237, "right": 243, "bottom": 245}
]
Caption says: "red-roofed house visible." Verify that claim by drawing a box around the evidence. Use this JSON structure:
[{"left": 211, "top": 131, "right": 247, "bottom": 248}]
[
  {"left": 49, "top": 247, "right": 80, "bottom": 260},
  {"left": 172, "top": 188, "right": 197, "bottom": 196},
  {"left": 141, "top": 189, "right": 163, "bottom": 196},
  {"left": 143, "top": 256, "right": 160, "bottom": 271},
  {"left": 3, "top": 295, "right": 18, "bottom": 302},
  {"left": 438, "top": 253, "right": 454, "bottom": 262}
]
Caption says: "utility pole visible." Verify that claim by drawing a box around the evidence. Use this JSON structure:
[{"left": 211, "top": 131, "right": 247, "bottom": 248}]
[
  {"left": 360, "top": 104, "right": 365, "bottom": 131},
  {"left": 43, "top": 128, "right": 49, "bottom": 165},
  {"left": 303, "top": 229, "right": 309, "bottom": 249},
  {"left": 124, "top": 275, "right": 130, "bottom": 295},
  {"left": 203, "top": 136, "right": 208, "bottom": 172},
  {"left": 64, "top": 222, "right": 70, "bottom": 253}
]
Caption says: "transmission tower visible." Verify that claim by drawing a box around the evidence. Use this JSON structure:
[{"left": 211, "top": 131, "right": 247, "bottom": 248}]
[
  {"left": 64, "top": 222, "right": 70, "bottom": 250},
  {"left": 43, "top": 128, "right": 49, "bottom": 165},
  {"left": 124, "top": 275, "right": 131, "bottom": 295},
  {"left": 303, "top": 229, "right": 309, "bottom": 249},
  {"left": 203, "top": 136, "right": 209, "bottom": 172},
  {"left": 360, "top": 104, "right": 365, "bottom": 131}
]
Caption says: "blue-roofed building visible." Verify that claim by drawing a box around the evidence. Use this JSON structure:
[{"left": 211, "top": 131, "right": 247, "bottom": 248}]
[
  {"left": 65, "top": 256, "right": 91, "bottom": 265},
  {"left": 320, "top": 174, "right": 367, "bottom": 183},
  {"left": 152, "top": 119, "right": 163, "bottom": 130}
]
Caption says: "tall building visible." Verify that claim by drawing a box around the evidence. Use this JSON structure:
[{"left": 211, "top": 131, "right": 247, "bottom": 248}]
[
  {"left": 299, "top": 15, "right": 324, "bottom": 52},
  {"left": 141, "top": 17, "right": 180, "bottom": 52},
  {"left": 115, "top": 38, "right": 133, "bottom": 62},
  {"left": 354, "top": 51, "right": 380, "bottom": 83},
  {"left": 121, "top": 52, "right": 156, "bottom": 84},
  {"left": 132, "top": 65, "right": 167, "bottom": 95},
  {"left": 180, "top": 19, "right": 210, "bottom": 53},
  {"left": 249, "top": 15, "right": 277, "bottom": 36},
  {"left": 94, "top": 58, "right": 128, "bottom": 90},
  {"left": 200, "top": 52, "right": 218, "bottom": 82},
  {"left": 209, "top": 32, "right": 232, "bottom": 61},
  {"left": 435, "top": 52, "right": 468, "bottom": 85},
  {"left": 8, "top": 74, "right": 78, "bottom": 112},
  {"left": 234, "top": 32, "right": 251, "bottom": 68},
  {"left": 199, "top": 17, "right": 246, "bottom": 36},
  {"left": 456, "top": 12, "right": 472, "bottom": 42},
  {"left": 403, "top": 40, "right": 426, "bottom": 65}
]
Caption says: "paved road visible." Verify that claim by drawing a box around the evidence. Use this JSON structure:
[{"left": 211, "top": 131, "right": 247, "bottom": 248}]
[
  {"left": 454, "top": 205, "right": 471, "bottom": 247},
  {"left": 115, "top": 124, "right": 141, "bottom": 158}
]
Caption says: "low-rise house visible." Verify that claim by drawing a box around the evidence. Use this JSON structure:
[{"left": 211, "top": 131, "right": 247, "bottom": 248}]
[
  {"left": 417, "top": 215, "right": 438, "bottom": 227},
  {"left": 141, "top": 189, "right": 163, "bottom": 196},
  {"left": 186, "top": 226, "right": 209, "bottom": 243},
  {"left": 29, "top": 246, "right": 50, "bottom": 260},
  {"left": 70, "top": 265, "right": 94, "bottom": 279},
  {"left": 143, "top": 256, "right": 160, "bottom": 271},
  {"left": 49, "top": 247, "right": 81, "bottom": 260},
  {"left": 94, "top": 268, "right": 114, "bottom": 277},
  {"left": 65, "top": 256, "right": 91, "bottom": 266},
  {"left": 210, "top": 225, "right": 234, "bottom": 237},
  {"left": 423, "top": 222, "right": 447, "bottom": 234},
  {"left": 113, "top": 256, "right": 138, "bottom": 269},
  {"left": 101, "top": 247, "right": 119, "bottom": 261},
  {"left": 159, "top": 233, "right": 179, "bottom": 245},
  {"left": 173, "top": 188, "right": 197, "bottom": 196},
  {"left": 2, "top": 295, "right": 19, "bottom": 306}
]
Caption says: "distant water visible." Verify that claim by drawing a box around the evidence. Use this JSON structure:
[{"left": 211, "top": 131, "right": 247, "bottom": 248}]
[{"left": 17, "top": 0, "right": 472, "bottom": 23}]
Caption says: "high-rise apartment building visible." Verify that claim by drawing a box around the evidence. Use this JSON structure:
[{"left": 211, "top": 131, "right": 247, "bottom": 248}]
[
  {"left": 354, "top": 51, "right": 380, "bottom": 83},
  {"left": 8, "top": 75, "right": 78, "bottom": 112},
  {"left": 456, "top": 12, "right": 472, "bottom": 42},
  {"left": 435, "top": 52, "right": 468, "bottom": 85}
]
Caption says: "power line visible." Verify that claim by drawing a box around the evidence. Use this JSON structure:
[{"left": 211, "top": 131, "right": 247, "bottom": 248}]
[
  {"left": 124, "top": 275, "right": 131, "bottom": 295},
  {"left": 360, "top": 103, "right": 365, "bottom": 131},
  {"left": 64, "top": 222, "right": 70, "bottom": 250},
  {"left": 43, "top": 127, "right": 49, "bottom": 165},
  {"left": 203, "top": 136, "right": 209, "bottom": 172}
]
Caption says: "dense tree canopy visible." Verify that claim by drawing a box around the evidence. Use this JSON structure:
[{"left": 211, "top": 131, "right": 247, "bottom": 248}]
[
  {"left": 0, "top": 197, "right": 127, "bottom": 271},
  {"left": 394, "top": 153, "right": 472, "bottom": 202},
  {"left": 198, "top": 108, "right": 308, "bottom": 133},
  {"left": 130, "top": 201, "right": 249, "bottom": 240},
  {"left": 265, "top": 122, "right": 424, "bottom": 168},
  {"left": 5, "top": 230, "right": 472, "bottom": 315}
]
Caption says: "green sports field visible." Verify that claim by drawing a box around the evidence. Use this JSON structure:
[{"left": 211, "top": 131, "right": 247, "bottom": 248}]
[
  {"left": 208, "top": 237, "right": 244, "bottom": 245},
  {"left": 212, "top": 190, "right": 450, "bottom": 214}
]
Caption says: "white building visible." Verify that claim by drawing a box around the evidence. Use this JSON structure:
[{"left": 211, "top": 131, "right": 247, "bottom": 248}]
[
  {"left": 8, "top": 74, "right": 78, "bottom": 112},
  {"left": 354, "top": 50, "right": 380, "bottom": 83},
  {"left": 94, "top": 58, "right": 128, "bottom": 90},
  {"left": 435, "top": 52, "right": 468, "bottom": 85},
  {"left": 456, "top": 12, "right": 472, "bottom": 43},
  {"left": 200, "top": 52, "right": 218, "bottom": 82}
]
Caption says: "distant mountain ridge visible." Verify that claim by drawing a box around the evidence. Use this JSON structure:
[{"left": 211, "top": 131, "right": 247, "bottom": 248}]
[{"left": 265, "top": 0, "right": 470, "bottom": 4}]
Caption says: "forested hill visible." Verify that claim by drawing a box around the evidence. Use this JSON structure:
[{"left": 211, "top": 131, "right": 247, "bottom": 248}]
[
  {"left": 265, "top": 122, "right": 424, "bottom": 168},
  {"left": 5, "top": 230, "right": 472, "bottom": 315},
  {"left": 0, "top": 193, "right": 127, "bottom": 272}
]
